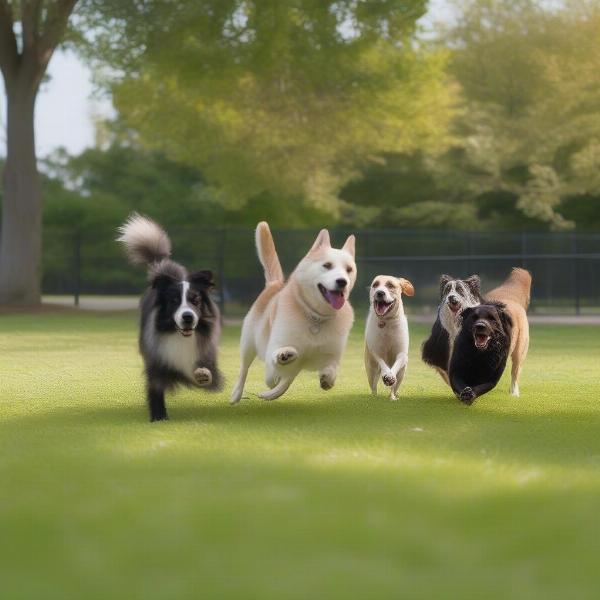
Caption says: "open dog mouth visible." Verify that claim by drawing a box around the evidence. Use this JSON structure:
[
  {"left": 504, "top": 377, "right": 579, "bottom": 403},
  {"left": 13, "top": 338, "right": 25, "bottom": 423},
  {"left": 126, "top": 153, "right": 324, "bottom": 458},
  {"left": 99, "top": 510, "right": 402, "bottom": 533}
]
[
  {"left": 448, "top": 302, "right": 461, "bottom": 316},
  {"left": 374, "top": 299, "right": 395, "bottom": 317},
  {"left": 474, "top": 332, "right": 491, "bottom": 350},
  {"left": 176, "top": 327, "right": 194, "bottom": 337},
  {"left": 318, "top": 283, "right": 345, "bottom": 310}
]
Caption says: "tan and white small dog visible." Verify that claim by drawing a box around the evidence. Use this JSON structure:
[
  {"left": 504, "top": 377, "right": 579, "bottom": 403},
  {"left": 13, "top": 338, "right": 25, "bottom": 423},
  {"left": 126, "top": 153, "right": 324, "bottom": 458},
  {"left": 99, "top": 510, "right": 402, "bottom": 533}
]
[
  {"left": 364, "top": 276, "right": 415, "bottom": 400},
  {"left": 230, "top": 222, "right": 357, "bottom": 403}
]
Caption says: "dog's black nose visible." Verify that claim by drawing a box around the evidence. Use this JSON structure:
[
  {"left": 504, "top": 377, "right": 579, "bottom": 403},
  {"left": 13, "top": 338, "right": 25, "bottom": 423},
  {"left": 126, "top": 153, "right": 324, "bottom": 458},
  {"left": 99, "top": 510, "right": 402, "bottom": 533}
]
[
  {"left": 181, "top": 311, "right": 195, "bottom": 325},
  {"left": 375, "top": 290, "right": 385, "bottom": 299},
  {"left": 448, "top": 295, "right": 459, "bottom": 306},
  {"left": 336, "top": 278, "right": 348, "bottom": 289},
  {"left": 475, "top": 321, "right": 487, "bottom": 332}
]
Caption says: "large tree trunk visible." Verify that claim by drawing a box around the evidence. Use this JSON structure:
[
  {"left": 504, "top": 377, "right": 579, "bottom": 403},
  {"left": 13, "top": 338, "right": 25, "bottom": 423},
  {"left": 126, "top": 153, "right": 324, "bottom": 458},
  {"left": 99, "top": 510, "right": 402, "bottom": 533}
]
[{"left": 0, "top": 82, "right": 42, "bottom": 304}]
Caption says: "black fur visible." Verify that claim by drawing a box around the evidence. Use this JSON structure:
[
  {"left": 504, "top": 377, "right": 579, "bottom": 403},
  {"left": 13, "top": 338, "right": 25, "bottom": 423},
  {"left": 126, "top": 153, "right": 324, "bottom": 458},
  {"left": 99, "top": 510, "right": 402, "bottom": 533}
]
[
  {"left": 139, "top": 267, "right": 223, "bottom": 421},
  {"left": 421, "top": 318, "right": 450, "bottom": 372},
  {"left": 422, "top": 274, "right": 483, "bottom": 373},
  {"left": 448, "top": 303, "right": 513, "bottom": 405}
]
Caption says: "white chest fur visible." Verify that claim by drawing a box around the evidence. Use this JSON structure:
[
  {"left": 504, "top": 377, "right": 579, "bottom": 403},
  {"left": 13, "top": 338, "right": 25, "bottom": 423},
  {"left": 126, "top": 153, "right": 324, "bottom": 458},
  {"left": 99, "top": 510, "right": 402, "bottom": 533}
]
[
  {"left": 156, "top": 332, "right": 198, "bottom": 381},
  {"left": 366, "top": 314, "right": 409, "bottom": 362}
]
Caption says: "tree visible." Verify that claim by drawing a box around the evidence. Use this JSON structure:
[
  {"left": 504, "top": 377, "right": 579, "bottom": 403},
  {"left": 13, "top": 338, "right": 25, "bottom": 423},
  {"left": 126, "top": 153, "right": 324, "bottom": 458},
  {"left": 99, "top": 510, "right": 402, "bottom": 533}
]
[
  {"left": 0, "top": 0, "right": 77, "bottom": 304},
  {"left": 445, "top": 0, "right": 600, "bottom": 230},
  {"left": 82, "top": 1, "right": 455, "bottom": 218}
]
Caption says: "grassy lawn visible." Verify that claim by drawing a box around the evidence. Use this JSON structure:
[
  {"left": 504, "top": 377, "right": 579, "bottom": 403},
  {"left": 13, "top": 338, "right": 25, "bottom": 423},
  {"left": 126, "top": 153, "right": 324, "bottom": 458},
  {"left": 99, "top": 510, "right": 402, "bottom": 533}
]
[{"left": 1, "top": 311, "right": 600, "bottom": 599}]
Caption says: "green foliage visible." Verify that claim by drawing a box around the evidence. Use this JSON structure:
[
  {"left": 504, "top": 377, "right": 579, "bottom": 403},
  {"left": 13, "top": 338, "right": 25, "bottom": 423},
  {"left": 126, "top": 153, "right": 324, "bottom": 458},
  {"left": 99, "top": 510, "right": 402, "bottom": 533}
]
[
  {"left": 75, "top": 0, "right": 455, "bottom": 220},
  {"left": 442, "top": 0, "right": 600, "bottom": 230}
]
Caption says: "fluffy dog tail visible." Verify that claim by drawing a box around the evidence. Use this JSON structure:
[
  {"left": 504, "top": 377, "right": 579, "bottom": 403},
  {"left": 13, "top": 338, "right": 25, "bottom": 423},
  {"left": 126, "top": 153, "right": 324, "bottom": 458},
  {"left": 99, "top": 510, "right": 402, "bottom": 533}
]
[
  {"left": 487, "top": 267, "right": 532, "bottom": 310},
  {"left": 255, "top": 221, "right": 284, "bottom": 284},
  {"left": 117, "top": 213, "right": 171, "bottom": 267}
]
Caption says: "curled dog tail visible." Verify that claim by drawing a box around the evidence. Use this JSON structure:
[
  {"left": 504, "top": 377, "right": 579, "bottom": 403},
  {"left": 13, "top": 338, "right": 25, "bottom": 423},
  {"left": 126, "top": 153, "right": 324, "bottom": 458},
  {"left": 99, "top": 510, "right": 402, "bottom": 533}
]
[
  {"left": 487, "top": 267, "right": 532, "bottom": 310},
  {"left": 117, "top": 213, "right": 171, "bottom": 267},
  {"left": 255, "top": 221, "right": 284, "bottom": 284}
]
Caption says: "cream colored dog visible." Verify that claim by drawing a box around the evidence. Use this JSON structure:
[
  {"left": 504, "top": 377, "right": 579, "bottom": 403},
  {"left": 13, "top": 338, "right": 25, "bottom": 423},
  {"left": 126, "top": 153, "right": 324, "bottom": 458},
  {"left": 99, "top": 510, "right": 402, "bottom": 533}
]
[
  {"left": 230, "top": 222, "right": 357, "bottom": 403},
  {"left": 364, "top": 275, "right": 414, "bottom": 400}
]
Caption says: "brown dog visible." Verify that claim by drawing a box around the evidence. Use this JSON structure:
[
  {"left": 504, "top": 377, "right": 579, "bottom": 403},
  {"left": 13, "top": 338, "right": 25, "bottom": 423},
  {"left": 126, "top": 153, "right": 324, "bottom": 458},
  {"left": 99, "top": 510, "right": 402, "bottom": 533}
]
[{"left": 485, "top": 268, "right": 532, "bottom": 397}]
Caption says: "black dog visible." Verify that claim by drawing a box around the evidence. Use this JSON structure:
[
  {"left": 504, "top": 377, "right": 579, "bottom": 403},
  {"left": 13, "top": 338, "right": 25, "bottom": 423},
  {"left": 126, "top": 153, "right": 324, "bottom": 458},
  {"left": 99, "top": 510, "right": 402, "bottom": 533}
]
[
  {"left": 118, "top": 214, "right": 223, "bottom": 421},
  {"left": 422, "top": 274, "right": 483, "bottom": 382},
  {"left": 449, "top": 303, "right": 512, "bottom": 405}
]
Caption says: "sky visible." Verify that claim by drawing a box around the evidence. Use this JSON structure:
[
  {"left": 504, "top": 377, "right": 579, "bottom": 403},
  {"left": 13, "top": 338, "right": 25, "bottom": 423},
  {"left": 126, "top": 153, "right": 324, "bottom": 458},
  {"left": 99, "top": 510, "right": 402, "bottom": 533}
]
[{"left": 1, "top": 0, "right": 455, "bottom": 158}]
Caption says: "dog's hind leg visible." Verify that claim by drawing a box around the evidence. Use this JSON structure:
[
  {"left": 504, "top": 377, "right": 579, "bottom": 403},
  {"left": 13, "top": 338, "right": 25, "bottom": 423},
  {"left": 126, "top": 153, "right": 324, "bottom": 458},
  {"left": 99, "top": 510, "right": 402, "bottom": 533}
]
[
  {"left": 230, "top": 333, "right": 257, "bottom": 405},
  {"left": 147, "top": 384, "right": 168, "bottom": 422},
  {"left": 259, "top": 375, "right": 295, "bottom": 401},
  {"left": 510, "top": 327, "right": 529, "bottom": 397}
]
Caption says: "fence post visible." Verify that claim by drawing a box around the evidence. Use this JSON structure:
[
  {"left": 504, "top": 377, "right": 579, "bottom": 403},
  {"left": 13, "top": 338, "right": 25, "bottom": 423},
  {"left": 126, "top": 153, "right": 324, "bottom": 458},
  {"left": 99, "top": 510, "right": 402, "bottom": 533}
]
[
  {"left": 217, "top": 229, "right": 226, "bottom": 317},
  {"left": 73, "top": 231, "right": 81, "bottom": 307},
  {"left": 572, "top": 233, "right": 580, "bottom": 316}
]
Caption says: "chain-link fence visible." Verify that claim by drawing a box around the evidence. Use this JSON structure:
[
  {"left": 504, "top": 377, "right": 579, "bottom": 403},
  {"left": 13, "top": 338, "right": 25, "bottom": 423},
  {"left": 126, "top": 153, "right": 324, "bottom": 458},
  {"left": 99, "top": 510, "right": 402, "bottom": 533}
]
[{"left": 42, "top": 227, "right": 600, "bottom": 315}]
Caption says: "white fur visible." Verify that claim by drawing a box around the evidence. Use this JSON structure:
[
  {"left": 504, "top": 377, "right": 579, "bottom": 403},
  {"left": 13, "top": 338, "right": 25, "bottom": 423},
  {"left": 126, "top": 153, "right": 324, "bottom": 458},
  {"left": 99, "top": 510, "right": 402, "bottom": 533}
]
[
  {"left": 231, "top": 229, "right": 356, "bottom": 404},
  {"left": 439, "top": 280, "right": 480, "bottom": 350},
  {"left": 174, "top": 281, "right": 199, "bottom": 331},
  {"left": 143, "top": 309, "right": 199, "bottom": 382},
  {"left": 117, "top": 213, "right": 171, "bottom": 265},
  {"left": 364, "top": 277, "right": 411, "bottom": 401}
]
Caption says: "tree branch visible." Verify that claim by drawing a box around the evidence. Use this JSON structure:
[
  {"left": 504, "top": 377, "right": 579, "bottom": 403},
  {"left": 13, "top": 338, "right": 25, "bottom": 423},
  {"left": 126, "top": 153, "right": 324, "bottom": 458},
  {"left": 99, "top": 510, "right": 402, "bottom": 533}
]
[
  {"left": 37, "top": 0, "right": 78, "bottom": 68},
  {"left": 21, "top": 0, "right": 43, "bottom": 56},
  {"left": 0, "top": 0, "right": 19, "bottom": 85}
]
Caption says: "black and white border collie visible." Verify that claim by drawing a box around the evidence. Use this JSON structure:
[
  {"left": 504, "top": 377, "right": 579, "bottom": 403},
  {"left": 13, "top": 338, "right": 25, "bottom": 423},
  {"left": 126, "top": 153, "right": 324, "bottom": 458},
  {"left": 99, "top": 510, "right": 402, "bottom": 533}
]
[
  {"left": 118, "top": 214, "right": 223, "bottom": 421},
  {"left": 421, "top": 274, "right": 482, "bottom": 384}
]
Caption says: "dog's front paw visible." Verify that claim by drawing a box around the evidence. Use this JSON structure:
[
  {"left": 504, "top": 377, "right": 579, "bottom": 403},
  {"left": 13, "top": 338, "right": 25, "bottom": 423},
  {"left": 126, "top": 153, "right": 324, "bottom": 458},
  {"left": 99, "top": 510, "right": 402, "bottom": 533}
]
[
  {"left": 320, "top": 374, "right": 334, "bottom": 390},
  {"left": 459, "top": 387, "right": 476, "bottom": 405},
  {"left": 382, "top": 373, "right": 396, "bottom": 387},
  {"left": 276, "top": 347, "right": 298, "bottom": 365},
  {"left": 194, "top": 367, "right": 213, "bottom": 387}
]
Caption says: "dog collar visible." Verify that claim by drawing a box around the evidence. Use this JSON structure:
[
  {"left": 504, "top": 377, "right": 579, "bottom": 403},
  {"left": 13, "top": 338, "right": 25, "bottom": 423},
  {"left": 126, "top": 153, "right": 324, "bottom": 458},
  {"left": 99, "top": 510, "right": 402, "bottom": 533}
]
[{"left": 307, "top": 313, "right": 323, "bottom": 334}]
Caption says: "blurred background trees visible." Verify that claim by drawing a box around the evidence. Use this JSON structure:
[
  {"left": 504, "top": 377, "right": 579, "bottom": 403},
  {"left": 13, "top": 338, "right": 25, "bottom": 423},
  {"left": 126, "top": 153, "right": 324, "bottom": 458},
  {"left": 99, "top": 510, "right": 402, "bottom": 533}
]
[{"left": 2, "top": 0, "right": 600, "bottom": 302}]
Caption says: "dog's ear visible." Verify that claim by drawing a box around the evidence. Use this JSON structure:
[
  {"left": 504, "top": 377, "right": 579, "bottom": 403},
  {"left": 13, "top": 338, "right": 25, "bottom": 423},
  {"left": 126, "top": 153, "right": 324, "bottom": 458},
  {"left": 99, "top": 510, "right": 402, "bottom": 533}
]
[
  {"left": 498, "top": 306, "right": 513, "bottom": 336},
  {"left": 398, "top": 278, "right": 414, "bottom": 297},
  {"left": 460, "top": 306, "right": 474, "bottom": 323},
  {"left": 342, "top": 234, "right": 355, "bottom": 258},
  {"left": 439, "top": 274, "right": 453, "bottom": 297},
  {"left": 465, "top": 274, "right": 482, "bottom": 297},
  {"left": 189, "top": 269, "right": 215, "bottom": 289},
  {"left": 307, "top": 229, "right": 331, "bottom": 254}
]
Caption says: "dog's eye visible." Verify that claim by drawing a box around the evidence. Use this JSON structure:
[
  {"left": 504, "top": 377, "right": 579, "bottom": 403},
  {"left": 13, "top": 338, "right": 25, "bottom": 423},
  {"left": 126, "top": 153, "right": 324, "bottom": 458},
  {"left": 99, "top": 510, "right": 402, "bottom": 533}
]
[
  {"left": 385, "top": 282, "right": 395, "bottom": 290},
  {"left": 372, "top": 280, "right": 380, "bottom": 288},
  {"left": 346, "top": 266, "right": 353, "bottom": 274},
  {"left": 323, "top": 262, "right": 333, "bottom": 270},
  {"left": 189, "top": 296, "right": 200, "bottom": 306}
]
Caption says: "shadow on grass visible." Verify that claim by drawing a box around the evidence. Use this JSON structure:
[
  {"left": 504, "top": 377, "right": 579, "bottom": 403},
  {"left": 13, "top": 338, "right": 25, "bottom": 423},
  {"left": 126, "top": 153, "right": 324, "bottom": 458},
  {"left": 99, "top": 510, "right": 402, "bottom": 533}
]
[{"left": 3, "top": 389, "right": 600, "bottom": 474}]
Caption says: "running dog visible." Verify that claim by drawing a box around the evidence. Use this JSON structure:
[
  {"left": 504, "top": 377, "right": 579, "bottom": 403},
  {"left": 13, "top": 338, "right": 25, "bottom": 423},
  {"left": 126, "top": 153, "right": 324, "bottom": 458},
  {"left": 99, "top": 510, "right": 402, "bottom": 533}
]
[
  {"left": 118, "top": 214, "right": 222, "bottom": 421},
  {"left": 484, "top": 267, "right": 531, "bottom": 397},
  {"left": 364, "top": 275, "right": 414, "bottom": 400},
  {"left": 422, "top": 274, "right": 482, "bottom": 383},
  {"left": 230, "top": 222, "right": 356, "bottom": 403},
  {"left": 449, "top": 302, "right": 513, "bottom": 405}
]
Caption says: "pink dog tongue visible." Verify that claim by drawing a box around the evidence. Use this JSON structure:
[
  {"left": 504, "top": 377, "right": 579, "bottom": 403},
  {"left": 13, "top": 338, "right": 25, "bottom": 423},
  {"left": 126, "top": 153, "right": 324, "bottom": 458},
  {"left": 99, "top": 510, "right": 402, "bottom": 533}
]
[{"left": 324, "top": 290, "right": 345, "bottom": 310}]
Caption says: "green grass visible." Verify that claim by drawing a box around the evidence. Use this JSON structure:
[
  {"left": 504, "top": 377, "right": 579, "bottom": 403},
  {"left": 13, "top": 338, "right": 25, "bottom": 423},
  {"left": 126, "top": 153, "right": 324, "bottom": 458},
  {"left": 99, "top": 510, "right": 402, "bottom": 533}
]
[{"left": 1, "top": 311, "right": 600, "bottom": 599}]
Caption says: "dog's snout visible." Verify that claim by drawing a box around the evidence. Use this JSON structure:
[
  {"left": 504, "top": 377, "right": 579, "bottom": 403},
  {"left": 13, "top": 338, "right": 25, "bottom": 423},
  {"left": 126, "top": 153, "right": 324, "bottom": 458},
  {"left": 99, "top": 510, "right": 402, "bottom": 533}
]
[
  {"left": 448, "top": 295, "right": 459, "bottom": 306},
  {"left": 336, "top": 278, "right": 348, "bottom": 289},
  {"left": 181, "top": 311, "right": 195, "bottom": 325},
  {"left": 375, "top": 289, "right": 385, "bottom": 299}
]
